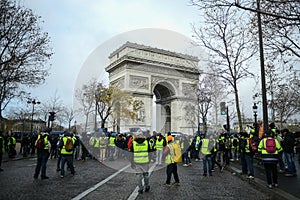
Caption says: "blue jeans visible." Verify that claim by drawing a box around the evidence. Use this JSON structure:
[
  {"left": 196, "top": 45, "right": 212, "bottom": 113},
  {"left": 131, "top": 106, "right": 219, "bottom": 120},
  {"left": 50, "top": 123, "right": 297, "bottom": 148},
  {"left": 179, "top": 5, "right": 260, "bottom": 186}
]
[
  {"left": 284, "top": 152, "right": 297, "bottom": 174},
  {"left": 240, "top": 152, "right": 247, "bottom": 174},
  {"left": 244, "top": 153, "right": 254, "bottom": 176},
  {"left": 34, "top": 150, "right": 49, "bottom": 178},
  {"left": 183, "top": 151, "right": 191, "bottom": 164},
  {"left": 202, "top": 155, "right": 212, "bottom": 175},
  {"left": 61, "top": 154, "right": 75, "bottom": 176}
]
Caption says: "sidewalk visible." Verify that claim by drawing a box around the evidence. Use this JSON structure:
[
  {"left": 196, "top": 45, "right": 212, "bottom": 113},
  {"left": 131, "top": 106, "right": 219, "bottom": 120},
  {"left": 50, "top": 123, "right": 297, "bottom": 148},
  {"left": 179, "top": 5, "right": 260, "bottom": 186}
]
[{"left": 228, "top": 157, "right": 300, "bottom": 200}]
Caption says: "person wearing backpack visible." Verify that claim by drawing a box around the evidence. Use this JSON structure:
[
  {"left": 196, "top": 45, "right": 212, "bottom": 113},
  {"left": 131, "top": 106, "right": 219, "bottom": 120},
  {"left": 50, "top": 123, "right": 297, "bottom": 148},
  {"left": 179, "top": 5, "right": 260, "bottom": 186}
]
[
  {"left": 34, "top": 131, "right": 51, "bottom": 180},
  {"left": 281, "top": 129, "right": 297, "bottom": 177},
  {"left": 58, "top": 131, "right": 75, "bottom": 178},
  {"left": 258, "top": 131, "right": 282, "bottom": 189},
  {"left": 163, "top": 135, "right": 180, "bottom": 187},
  {"left": 244, "top": 133, "right": 255, "bottom": 179}
]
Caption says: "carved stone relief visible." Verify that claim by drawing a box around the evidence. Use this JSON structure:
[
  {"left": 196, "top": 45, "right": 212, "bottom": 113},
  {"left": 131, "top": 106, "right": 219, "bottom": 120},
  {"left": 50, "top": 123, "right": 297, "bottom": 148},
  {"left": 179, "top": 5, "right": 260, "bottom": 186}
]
[{"left": 129, "top": 75, "right": 149, "bottom": 89}]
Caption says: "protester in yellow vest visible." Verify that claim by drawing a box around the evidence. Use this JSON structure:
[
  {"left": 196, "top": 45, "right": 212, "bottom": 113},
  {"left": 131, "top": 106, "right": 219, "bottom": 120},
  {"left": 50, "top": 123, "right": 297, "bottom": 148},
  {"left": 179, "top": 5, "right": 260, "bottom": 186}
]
[
  {"left": 155, "top": 133, "right": 166, "bottom": 166},
  {"left": 98, "top": 134, "right": 108, "bottom": 163},
  {"left": 58, "top": 131, "right": 75, "bottom": 178},
  {"left": 163, "top": 135, "right": 180, "bottom": 187},
  {"left": 34, "top": 131, "right": 51, "bottom": 179},
  {"left": 200, "top": 134, "right": 213, "bottom": 176},
  {"left": 130, "top": 130, "right": 151, "bottom": 194}
]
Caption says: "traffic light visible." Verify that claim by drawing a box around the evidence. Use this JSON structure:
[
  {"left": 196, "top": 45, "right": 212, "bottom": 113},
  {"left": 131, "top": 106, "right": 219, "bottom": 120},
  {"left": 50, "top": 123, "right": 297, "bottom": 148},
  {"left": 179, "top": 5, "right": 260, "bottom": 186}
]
[
  {"left": 49, "top": 111, "right": 56, "bottom": 121},
  {"left": 220, "top": 102, "right": 226, "bottom": 115}
]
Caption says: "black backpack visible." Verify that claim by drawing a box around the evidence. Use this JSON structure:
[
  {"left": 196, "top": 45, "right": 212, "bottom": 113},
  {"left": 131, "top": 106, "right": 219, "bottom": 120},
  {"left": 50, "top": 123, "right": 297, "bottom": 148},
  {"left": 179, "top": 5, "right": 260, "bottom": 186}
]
[
  {"left": 232, "top": 138, "right": 238, "bottom": 147},
  {"left": 239, "top": 138, "right": 247, "bottom": 152}
]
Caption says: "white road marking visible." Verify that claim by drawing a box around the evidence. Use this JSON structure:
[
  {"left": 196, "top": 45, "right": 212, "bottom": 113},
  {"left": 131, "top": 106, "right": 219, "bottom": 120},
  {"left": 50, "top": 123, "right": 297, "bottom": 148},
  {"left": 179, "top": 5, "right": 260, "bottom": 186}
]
[{"left": 72, "top": 164, "right": 130, "bottom": 200}]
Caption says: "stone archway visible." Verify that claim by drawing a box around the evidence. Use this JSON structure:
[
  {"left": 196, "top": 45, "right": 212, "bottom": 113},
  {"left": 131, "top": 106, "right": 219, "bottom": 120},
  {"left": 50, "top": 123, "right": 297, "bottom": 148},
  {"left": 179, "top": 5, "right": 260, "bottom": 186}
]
[
  {"left": 105, "top": 42, "right": 200, "bottom": 134},
  {"left": 153, "top": 82, "right": 175, "bottom": 133}
]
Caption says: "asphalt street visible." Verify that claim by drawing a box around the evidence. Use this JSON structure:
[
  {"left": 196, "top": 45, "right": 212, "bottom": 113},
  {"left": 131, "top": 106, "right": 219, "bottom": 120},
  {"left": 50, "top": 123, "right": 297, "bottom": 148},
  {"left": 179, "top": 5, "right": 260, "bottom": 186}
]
[{"left": 1, "top": 151, "right": 298, "bottom": 200}]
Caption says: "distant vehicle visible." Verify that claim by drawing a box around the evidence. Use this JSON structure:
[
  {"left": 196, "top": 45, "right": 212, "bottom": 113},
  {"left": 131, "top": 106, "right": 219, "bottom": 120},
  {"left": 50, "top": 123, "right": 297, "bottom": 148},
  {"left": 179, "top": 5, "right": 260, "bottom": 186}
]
[{"left": 170, "top": 131, "right": 186, "bottom": 137}]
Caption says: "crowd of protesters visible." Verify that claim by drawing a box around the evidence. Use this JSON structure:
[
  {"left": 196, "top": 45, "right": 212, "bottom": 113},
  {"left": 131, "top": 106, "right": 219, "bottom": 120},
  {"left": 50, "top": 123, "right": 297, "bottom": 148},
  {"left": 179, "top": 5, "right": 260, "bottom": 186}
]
[{"left": 1, "top": 124, "right": 299, "bottom": 190}]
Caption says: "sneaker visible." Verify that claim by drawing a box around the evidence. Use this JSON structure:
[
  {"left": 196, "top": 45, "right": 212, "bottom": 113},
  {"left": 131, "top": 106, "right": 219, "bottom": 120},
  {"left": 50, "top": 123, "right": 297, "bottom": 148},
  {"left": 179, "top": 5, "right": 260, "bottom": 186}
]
[
  {"left": 60, "top": 175, "right": 64, "bottom": 178},
  {"left": 183, "top": 164, "right": 188, "bottom": 167},
  {"left": 273, "top": 183, "right": 278, "bottom": 188},
  {"left": 278, "top": 169, "right": 285, "bottom": 173},
  {"left": 41, "top": 176, "right": 49, "bottom": 180},
  {"left": 203, "top": 174, "right": 207, "bottom": 177},
  {"left": 172, "top": 182, "right": 180, "bottom": 186},
  {"left": 145, "top": 186, "right": 150, "bottom": 192},
  {"left": 248, "top": 175, "right": 254, "bottom": 179},
  {"left": 163, "top": 183, "right": 171, "bottom": 187},
  {"left": 56, "top": 168, "right": 61, "bottom": 172},
  {"left": 220, "top": 167, "right": 224, "bottom": 172},
  {"left": 138, "top": 189, "right": 143, "bottom": 194},
  {"left": 285, "top": 173, "right": 294, "bottom": 177},
  {"left": 211, "top": 169, "right": 215, "bottom": 172},
  {"left": 188, "top": 163, "right": 192, "bottom": 166},
  {"left": 267, "top": 184, "right": 272, "bottom": 189}
]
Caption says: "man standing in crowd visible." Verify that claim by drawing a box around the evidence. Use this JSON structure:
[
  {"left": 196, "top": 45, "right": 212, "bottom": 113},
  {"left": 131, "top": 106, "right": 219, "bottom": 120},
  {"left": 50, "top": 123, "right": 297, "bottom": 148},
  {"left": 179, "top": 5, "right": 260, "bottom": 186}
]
[
  {"left": 7, "top": 132, "right": 16, "bottom": 159},
  {"left": 155, "top": 133, "right": 166, "bottom": 166},
  {"left": 130, "top": 130, "right": 151, "bottom": 194},
  {"left": 163, "top": 135, "right": 180, "bottom": 187},
  {"left": 200, "top": 134, "right": 213, "bottom": 176},
  {"left": 258, "top": 131, "right": 282, "bottom": 189},
  {"left": 34, "top": 131, "right": 51, "bottom": 180},
  {"left": 281, "top": 129, "right": 297, "bottom": 177},
  {"left": 58, "top": 131, "right": 75, "bottom": 178}
]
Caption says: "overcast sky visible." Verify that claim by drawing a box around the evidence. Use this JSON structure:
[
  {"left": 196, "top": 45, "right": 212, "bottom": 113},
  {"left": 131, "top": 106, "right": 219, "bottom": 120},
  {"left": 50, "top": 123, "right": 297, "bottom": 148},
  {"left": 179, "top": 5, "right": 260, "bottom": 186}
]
[
  {"left": 8, "top": 0, "right": 282, "bottom": 124},
  {"left": 19, "top": 0, "right": 201, "bottom": 103}
]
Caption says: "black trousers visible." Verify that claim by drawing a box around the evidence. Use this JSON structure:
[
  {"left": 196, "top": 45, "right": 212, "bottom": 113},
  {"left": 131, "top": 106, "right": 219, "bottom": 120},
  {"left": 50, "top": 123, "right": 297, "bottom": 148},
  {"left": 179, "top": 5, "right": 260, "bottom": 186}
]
[
  {"left": 166, "top": 163, "right": 179, "bottom": 184},
  {"left": 264, "top": 163, "right": 278, "bottom": 185}
]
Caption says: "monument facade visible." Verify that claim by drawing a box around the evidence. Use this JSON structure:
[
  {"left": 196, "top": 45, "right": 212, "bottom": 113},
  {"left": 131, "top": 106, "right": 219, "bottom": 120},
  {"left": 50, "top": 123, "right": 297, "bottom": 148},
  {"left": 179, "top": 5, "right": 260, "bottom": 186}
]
[{"left": 105, "top": 42, "right": 200, "bottom": 134}]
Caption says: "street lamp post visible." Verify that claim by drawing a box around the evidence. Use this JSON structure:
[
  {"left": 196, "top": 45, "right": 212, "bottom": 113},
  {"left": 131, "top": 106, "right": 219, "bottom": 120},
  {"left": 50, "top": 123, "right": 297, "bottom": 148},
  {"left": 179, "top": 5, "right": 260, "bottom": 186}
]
[
  {"left": 27, "top": 99, "right": 40, "bottom": 134},
  {"left": 253, "top": 103, "right": 258, "bottom": 134}
]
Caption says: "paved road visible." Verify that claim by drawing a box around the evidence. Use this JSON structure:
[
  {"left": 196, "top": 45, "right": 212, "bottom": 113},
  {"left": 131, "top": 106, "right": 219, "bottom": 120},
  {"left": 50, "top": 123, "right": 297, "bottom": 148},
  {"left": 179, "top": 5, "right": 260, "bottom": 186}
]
[
  {"left": 229, "top": 157, "right": 300, "bottom": 200},
  {"left": 0, "top": 152, "right": 294, "bottom": 200}
]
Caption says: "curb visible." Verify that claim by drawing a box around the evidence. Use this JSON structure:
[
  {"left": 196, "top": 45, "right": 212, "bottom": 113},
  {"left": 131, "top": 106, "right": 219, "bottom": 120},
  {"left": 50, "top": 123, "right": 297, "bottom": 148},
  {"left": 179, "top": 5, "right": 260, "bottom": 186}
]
[{"left": 227, "top": 165, "right": 299, "bottom": 200}]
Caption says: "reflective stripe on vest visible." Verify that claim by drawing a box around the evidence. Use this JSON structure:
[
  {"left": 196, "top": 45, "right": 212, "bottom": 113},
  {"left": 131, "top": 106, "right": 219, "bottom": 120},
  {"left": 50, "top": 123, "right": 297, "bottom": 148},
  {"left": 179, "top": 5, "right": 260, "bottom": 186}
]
[
  {"left": 165, "top": 144, "right": 174, "bottom": 164},
  {"left": 37, "top": 134, "right": 49, "bottom": 150},
  {"left": 108, "top": 137, "right": 115, "bottom": 147},
  {"left": 60, "top": 136, "right": 74, "bottom": 155},
  {"left": 156, "top": 139, "right": 164, "bottom": 150},
  {"left": 133, "top": 140, "right": 149, "bottom": 164},
  {"left": 200, "top": 138, "right": 211, "bottom": 155}
]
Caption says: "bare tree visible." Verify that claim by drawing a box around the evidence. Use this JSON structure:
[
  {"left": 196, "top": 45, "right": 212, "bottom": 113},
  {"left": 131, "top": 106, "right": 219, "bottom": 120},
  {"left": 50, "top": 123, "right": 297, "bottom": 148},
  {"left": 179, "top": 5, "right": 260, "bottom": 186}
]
[
  {"left": 64, "top": 106, "right": 76, "bottom": 131},
  {"left": 203, "top": 71, "right": 226, "bottom": 132},
  {"left": 192, "top": 5, "right": 257, "bottom": 131},
  {"left": 42, "top": 91, "right": 64, "bottom": 129},
  {"left": 75, "top": 79, "right": 97, "bottom": 132},
  {"left": 0, "top": 0, "right": 52, "bottom": 119},
  {"left": 272, "top": 72, "right": 300, "bottom": 128}
]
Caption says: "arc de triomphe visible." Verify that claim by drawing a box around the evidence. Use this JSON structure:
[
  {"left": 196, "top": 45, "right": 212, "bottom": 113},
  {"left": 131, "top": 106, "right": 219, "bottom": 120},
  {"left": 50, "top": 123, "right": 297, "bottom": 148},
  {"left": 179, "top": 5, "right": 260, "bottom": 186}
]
[{"left": 105, "top": 42, "right": 200, "bottom": 134}]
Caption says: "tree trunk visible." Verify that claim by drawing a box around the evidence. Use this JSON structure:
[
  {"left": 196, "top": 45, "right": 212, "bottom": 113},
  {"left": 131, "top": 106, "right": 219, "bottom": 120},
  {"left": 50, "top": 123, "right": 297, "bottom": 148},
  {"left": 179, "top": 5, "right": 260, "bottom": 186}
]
[{"left": 234, "top": 84, "right": 243, "bottom": 132}]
